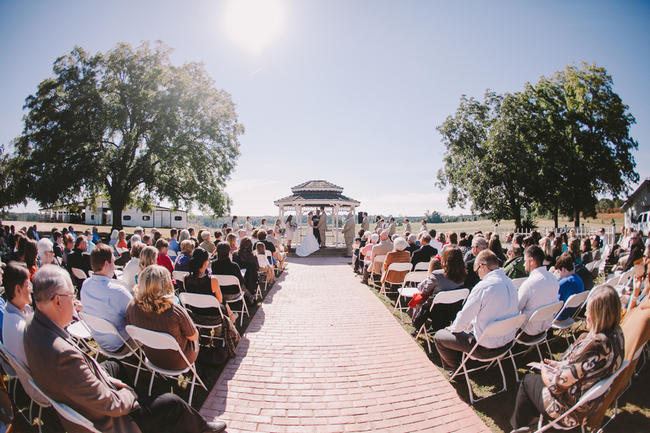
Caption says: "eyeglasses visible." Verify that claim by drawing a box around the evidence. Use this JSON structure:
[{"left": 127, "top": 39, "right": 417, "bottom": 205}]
[
  {"left": 473, "top": 263, "right": 485, "bottom": 273},
  {"left": 50, "top": 291, "right": 77, "bottom": 301}
]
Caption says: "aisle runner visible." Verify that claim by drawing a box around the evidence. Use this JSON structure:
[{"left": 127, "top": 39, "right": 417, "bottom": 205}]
[{"left": 200, "top": 256, "right": 490, "bottom": 433}]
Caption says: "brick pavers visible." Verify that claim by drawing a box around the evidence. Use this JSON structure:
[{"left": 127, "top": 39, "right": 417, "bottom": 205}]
[{"left": 200, "top": 256, "right": 490, "bottom": 433}]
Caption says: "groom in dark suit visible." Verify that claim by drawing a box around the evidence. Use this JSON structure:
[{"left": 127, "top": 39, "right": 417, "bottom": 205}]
[{"left": 312, "top": 209, "right": 321, "bottom": 246}]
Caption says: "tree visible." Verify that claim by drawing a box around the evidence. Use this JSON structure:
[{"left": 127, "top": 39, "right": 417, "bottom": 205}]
[
  {"left": 0, "top": 144, "right": 26, "bottom": 211},
  {"left": 11, "top": 42, "right": 244, "bottom": 229},
  {"left": 437, "top": 91, "right": 538, "bottom": 230}
]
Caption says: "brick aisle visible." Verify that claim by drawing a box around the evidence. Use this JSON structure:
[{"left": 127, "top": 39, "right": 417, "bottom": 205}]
[{"left": 200, "top": 256, "right": 490, "bottom": 433}]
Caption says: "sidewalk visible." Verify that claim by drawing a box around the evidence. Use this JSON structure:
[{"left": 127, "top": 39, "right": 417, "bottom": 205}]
[{"left": 200, "top": 256, "right": 490, "bottom": 433}]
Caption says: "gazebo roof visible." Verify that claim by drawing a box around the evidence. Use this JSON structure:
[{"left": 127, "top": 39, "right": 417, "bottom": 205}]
[{"left": 275, "top": 180, "right": 360, "bottom": 207}]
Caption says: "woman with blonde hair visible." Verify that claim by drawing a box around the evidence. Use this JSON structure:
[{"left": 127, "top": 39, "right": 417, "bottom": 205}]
[
  {"left": 510, "top": 285, "right": 624, "bottom": 431},
  {"left": 126, "top": 265, "right": 199, "bottom": 370},
  {"left": 117, "top": 230, "right": 127, "bottom": 249},
  {"left": 174, "top": 239, "right": 195, "bottom": 272}
]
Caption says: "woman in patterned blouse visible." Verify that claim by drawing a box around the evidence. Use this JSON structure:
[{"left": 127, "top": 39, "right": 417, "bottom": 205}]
[{"left": 509, "top": 285, "right": 624, "bottom": 432}]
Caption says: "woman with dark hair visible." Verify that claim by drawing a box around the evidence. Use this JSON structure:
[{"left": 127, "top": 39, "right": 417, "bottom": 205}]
[
  {"left": 580, "top": 237, "right": 593, "bottom": 265},
  {"left": 551, "top": 236, "right": 564, "bottom": 262},
  {"left": 488, "top": 234, "right": 506, "bottom": 265},
  {"left": 411, "top": 246, "right": 467, "bottom": 332},
  {"left": 16, "top": 237, "right": 38, "bottom": 280},
  {"left": 233, "top": 237, "right": 260, "bottom": 297},
  {"left": 212, "top": 242, "right": 255, "bottom": 304}
]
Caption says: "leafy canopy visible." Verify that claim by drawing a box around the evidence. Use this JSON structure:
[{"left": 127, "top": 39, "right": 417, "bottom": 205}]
[{"left": 12, "top": 41, "right": 244, "bottom": 225}]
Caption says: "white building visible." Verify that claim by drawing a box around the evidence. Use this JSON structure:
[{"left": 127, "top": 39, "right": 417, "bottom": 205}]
[
  {"left": 40, "top": 199, "right": 187, "bottom": 228},
  {"left": 622, "top": 177, "right": 650, "bottom": 230}
]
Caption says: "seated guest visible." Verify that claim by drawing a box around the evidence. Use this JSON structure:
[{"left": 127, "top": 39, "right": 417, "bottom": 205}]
[
  {"left": 37, "top": 237, "right": 59, "bottom": 267},
  {"left": 489, "top": 234, "right": 506, "bottom": 265},
  {"left": 555, "top": 252, "right": 585, "bottom": 321},
  {"left": 517, "top": 246, "right": 560, "bottom": 340},
  {"left": 168, "top": 228, "right": 179, "bottom": 254},
  {"left": 539, "top": 236, "right": 554, "bottom": 267},
  {"left": 236, "top": 228, "right": 247, "bottom": 246},
  {"left": 568, "top": 237, "right": 582, "bottom": 264},
  {"left": 117, "top": 230, "right": 128, "bottom": 250},
  {"left": 2, "top": 263, "right": 33, "bottom": 366},
  {"left": 174, "top": 239, "right": 195, "bottom": 272},
  {"left": 26, "top": 265, "right": 226, "bottom": 433},
  {"left": 121, "top": 242, "right": 144, "bottom": 292},
  {"left": 591, "top": 236, "right": 602, "bottom": 262},
  {"left": 212, "top": 230, "right": 223, "bottom": 247},
  {"left": 155, "top": 238, "right": 174, "bottom": 277},
  {"left": 464, "top": 236, "right": 488, "bottom": 289},
  {"left": 362, "top": 230, "right": 393, "bottom": 285},
  {"left": 405, "top": 234, "right": 419, "bottom": 256},
  {"left": 410, "top": 234, "right": 437, "bottom": 270},
  {"left": 411, "top": 246, "right": 467, "bottom": 332},
  {"left": 136, "top": 246, "right": 159, "bottom": 285},
  {"left": 127, "top": 265, "right": 200, "bottom": 371},
  {"left": 185, "top": 248, "right": 236, "bottom": 322},
  {"left": 233, "top": 237, "right": 260, "bottom": 295},
  {"left": 257, "top": 229, "right": 276, "bottom": 261},
  {"left": 433, "top": 250, "right": 518, "bottom": 373},
  {"left": 199, "top": 231, "right": 216, "bottom": 255},
  {"left": 84, "top": 229, "right": 96, "bottom": 253},
  {"left": 581, "top": 238, "right": 593, "bottom": 265},
  {"left": 66, "top": 235, "right": 91, "bottom": 285},
  {"left": 52, "top": 231, "right": 64, "bottom": 259},
  {"left": 81, "top": 244, "right": 133, "bottom": 354},
  {"left": 226, "top": 233, "right": 238, "bottom": 254},
  {"left": 109, "top": 229, "right": 119, "bottom": 251},
  {"left": 255, "top": 242, "right": 275, "bottom": 284},
  {"left": 510, "top": 285, "right": 624, "bottom": 432},
  {"left": 381, "top": 237, "right": 410, "bottom": 285},
  {"left": 212, "top": 242, "right": 255, "bottom": 304},
  {"left": 504, "top": 243, "right": 527, "bottom": 280},
  {"left": 91, "top": 226, "right": 101, "bottom": 244}
]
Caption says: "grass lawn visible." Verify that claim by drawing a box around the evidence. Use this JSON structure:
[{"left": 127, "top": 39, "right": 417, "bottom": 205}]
[{"left": 367, "top": 277, "right": 650, "bottom": 433}]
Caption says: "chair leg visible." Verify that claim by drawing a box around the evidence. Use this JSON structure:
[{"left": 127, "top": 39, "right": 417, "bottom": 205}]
[
  {"left": 497, "top": 358, "right": 508, "bottom": 394},
  {"left": 188, "top": 374, "right": 197, "bottom": 406},
  {"left": 461, "top": 359, "right": 477, "bottom": 405},
  {"left": 424, "top": 327, "right": 431, "bottom": 354},
  {"left": 38, "top": 405, "right": 43, "bottom": 433},
  {"left": 509, "top": 350, "right": 520, "bottom": 383},
  {"left": 148, "top": 371, "right": 156, "bottom": 396},
  {"left": 134, "top": 357, "right": 143, "bottom": 387},
  {"left": 535, "top": 344, "right": 543, "bottom": 362}
]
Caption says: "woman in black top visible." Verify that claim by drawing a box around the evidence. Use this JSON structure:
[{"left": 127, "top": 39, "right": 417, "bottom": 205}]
[
  {"left": 211, "top": 241, "right": 254, "bottom": 304},
  {"left": 233, "top": 237, "right": 259, "bottom": 299},
  {"left": 183, "top": 248, "right": 227, "bottom": 319}
]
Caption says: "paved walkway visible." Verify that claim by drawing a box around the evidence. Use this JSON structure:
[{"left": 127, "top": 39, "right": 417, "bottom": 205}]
[{"left": 200, "top": 256, "right": 490, "bottom": 433}]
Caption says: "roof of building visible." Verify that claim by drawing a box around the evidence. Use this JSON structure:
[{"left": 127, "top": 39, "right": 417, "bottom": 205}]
[
  {"left": 275, "top": 180, "right": 360, "bottom": 206},
  {"left": 623, "top": 178, "right": 650, "bottom": 210}
]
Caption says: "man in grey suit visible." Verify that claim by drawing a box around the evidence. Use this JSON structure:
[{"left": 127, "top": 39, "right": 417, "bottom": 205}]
[
  {"left": 341, "top": 213, "right": 356, "bottom": 257},
  {"left": 317, "top": 206, "right": 328, "bottom": 247},
  {"left": 387, "top": 217, "right": 396, "bottom": 237},
  {"left": 361, "top": 212, "right": 370, "bottom": 232},
  {"left": 24, "top": 265, "right": 225, "bottom": 433}
]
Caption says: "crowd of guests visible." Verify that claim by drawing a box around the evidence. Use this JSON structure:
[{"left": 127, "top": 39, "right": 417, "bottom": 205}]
[
  {"left": 351, "top": 221, "right": 649, "bottom": 432},
  {"left": 0, "top": 220, "right": 293, "bottom": 433}
]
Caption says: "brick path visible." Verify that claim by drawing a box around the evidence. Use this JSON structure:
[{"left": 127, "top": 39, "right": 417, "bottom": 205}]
[{"left": 200, "top": 256, "right": 490, "bottom": 433}]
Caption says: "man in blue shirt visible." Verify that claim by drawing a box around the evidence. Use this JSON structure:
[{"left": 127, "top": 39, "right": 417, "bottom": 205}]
[
  {"left": 168, "top": 228, "right": 180, "bottom": 254},
  {"left": 555, "top": 252, "right": 584, "bottom": 321}
]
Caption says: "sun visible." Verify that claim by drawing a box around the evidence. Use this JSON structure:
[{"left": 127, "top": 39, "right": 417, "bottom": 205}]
[{"left": 222, "top": 0, "right": 286, "bottom": 55}]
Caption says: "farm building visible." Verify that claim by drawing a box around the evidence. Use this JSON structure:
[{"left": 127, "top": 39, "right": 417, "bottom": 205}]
[{"left": 622, "top": 177, "right": 650, "bottom": 228}]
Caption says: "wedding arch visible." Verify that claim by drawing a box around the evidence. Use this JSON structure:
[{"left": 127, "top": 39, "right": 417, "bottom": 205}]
[{"left": 274, "top": 180, "right": 360, "bottom": 247}]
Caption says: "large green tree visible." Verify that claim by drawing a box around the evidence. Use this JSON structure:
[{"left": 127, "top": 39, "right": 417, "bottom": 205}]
[{"left": 11, "top": 41, "right": 244, "bottom": 229}]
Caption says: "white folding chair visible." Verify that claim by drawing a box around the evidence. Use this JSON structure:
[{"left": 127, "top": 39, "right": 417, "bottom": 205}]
[
  {"left": 413, "top": 261, "right": 430, "bottom": 272},
  {"left": 416, "top": 288, "right": 470, "bottom": 353},
  {"left": 370, "top": 254, "right": 386, "bottom": 290},
  {"left": 256, "top": 255, "right": 270, "bottom": 297},
  {"left": 0, "top": 343, "right": 50, "bottom": 432},
  {"left": 551, "top": 291, "right": 590, "bottom": 343},
  {"left": 172, "top": 270, "right": 189, "bottom": 291},
  {"left": 215, "top": 274, "right": 250, "bottom": 326},
  {"left": 178, "top": 292, "right": 226, "bottom": 347},
  {"left": 614, "top": 268, "right": 634, "bottom": 294},
  {"left": 508, "top": 301, "right": 564, "bottom": 381},
  {"left": 125, "top": 325, "right": 207, "bottom": 406},
  {"left": 379, "top": 262, "right": 412, "bottom": 298},
  {"left": 393, "top": 271, "right": 428, "bottom": 319},
  {"left": 511, "top": 277, "right": 528, "bottom": 290},
  {"left": 534, "top": 360, "right": 631, "bottom": 433},
  {"left": 78, "top": 312, "right": 144, "bottom": 372},
  {"left": 167, "top": 250, "right": 177, "bottom": 260},
  {"left": 450, "top": 314, "right": 527, "bottom": 405},
  {"left": 28, "top": 378, "right": 102, "bottom": 433},
  {"left": 67, "top": 320, "right": 96, "bottom": 354},
  {"left": 70, "top": 267, "right": 88, "bottom": 281}
]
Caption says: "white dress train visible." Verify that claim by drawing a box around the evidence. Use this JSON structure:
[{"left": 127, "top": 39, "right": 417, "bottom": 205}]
[{"left": 296, "top": 230, "right": 320, "bottom": 257}]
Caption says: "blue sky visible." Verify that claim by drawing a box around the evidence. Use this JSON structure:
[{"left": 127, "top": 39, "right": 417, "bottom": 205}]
[{"left": 1, "top": 0, "right": 648, "bottom": 216}]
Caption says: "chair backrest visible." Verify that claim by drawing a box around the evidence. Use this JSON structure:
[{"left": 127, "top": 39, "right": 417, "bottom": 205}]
[
  {"left": 265, "top": 250, "right": 272, "bottom": 258},
  {"left": 402, "top": 271, "right": 428, "bottom": 286},
  {"left": 475, "top": 314, "right": 527, "bottom": 347},
  {"left": 179, "top": 292, "right": 223, "bottom": 314},
  {"left": 214, "top": 274, "right": 241, "bottom": 289},
  {"left": 431, "top": 288, "right": 470, "bottom": 307},
  {"left": 0, "top": 343, "right": 50, "bottom": 407},
  {"left": 522, "top": 301, "right": 564, "bottom": 335},
  {"left": 561, "top": 290, "right": 590, "bottom": 312},
  {"left": 257, "top": 254, "right": 269, "bottom": 268},
  {"left": 71, "top": 267, "right": 88, "bottom": 280},
  {"left": 373, "top": 254, "right": 386, "bottom": 265},
  {"left": 29, "top": 379, "right": 101, "bottom": 433},
  {"left": 631, "top": 344, "right": 645, "bottom": 361},
  {"left": 386, "top": 262, "right": 412, "bottom": 273},
  {"left": 413, "top": 261, "right": 429, "bottom": 272},
  {"left": 576, "top": 360, "right": 630, "bottom": 405},
  {"left": 167, "top": 250, "right": 177, "bottom": 258},
  {"left": 79, "top": 312, "right": 121, "bottom": 336},
  {"left": 511, "top": 277, "right": 527, "bottom": 289},
  {"left": 126, "top": 325, "right": 181, "bottom": 352},
  {"left": 172, "top": 270, "right": 189, "bottom": 282}
]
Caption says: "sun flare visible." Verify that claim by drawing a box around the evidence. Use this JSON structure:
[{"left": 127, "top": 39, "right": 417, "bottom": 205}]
[{"left": 223, "top": 0, "right": 286, "bottom": 55}]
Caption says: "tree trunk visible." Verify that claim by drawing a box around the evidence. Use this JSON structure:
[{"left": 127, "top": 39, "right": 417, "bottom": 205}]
[
  {"left": 553, "top": 207, "right": 559, "bottom": 230},
  {"left": 513, "top": 205, "right": 522, "bottom": 232},
  {"left": 110, "top": 195, "right": 126, "bottom": 231},
  {"left": 574, "top": 210, "right": 580, "bottom": 229}
]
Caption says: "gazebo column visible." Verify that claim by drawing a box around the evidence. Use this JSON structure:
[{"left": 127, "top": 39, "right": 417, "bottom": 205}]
[
  {"left": 334, "top": 204, "right": 340, "bottom": 247},
  {"left": 297, "top": 205, "right": 303, "bottom": 244}
]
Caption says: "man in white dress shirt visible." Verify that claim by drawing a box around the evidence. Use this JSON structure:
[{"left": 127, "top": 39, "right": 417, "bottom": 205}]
[
  {"left": 2, "top": 262, "right": 33, "bottom": 367},
  {"left": 433, "top": 250, "right": 519, "bottom": 372},
  {"left": 517, "top": 245, "right": 559, "bottom": 339}
]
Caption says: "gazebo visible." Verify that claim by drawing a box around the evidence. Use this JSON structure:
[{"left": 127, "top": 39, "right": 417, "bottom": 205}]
[{"left": 274, "top": 180, "right": 361, "bottom": 247}]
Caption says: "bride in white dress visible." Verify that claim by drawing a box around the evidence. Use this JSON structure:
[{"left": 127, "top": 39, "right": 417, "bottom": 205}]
[{"left": 295, "top": 211, "right": 320, "bottom": 257}]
